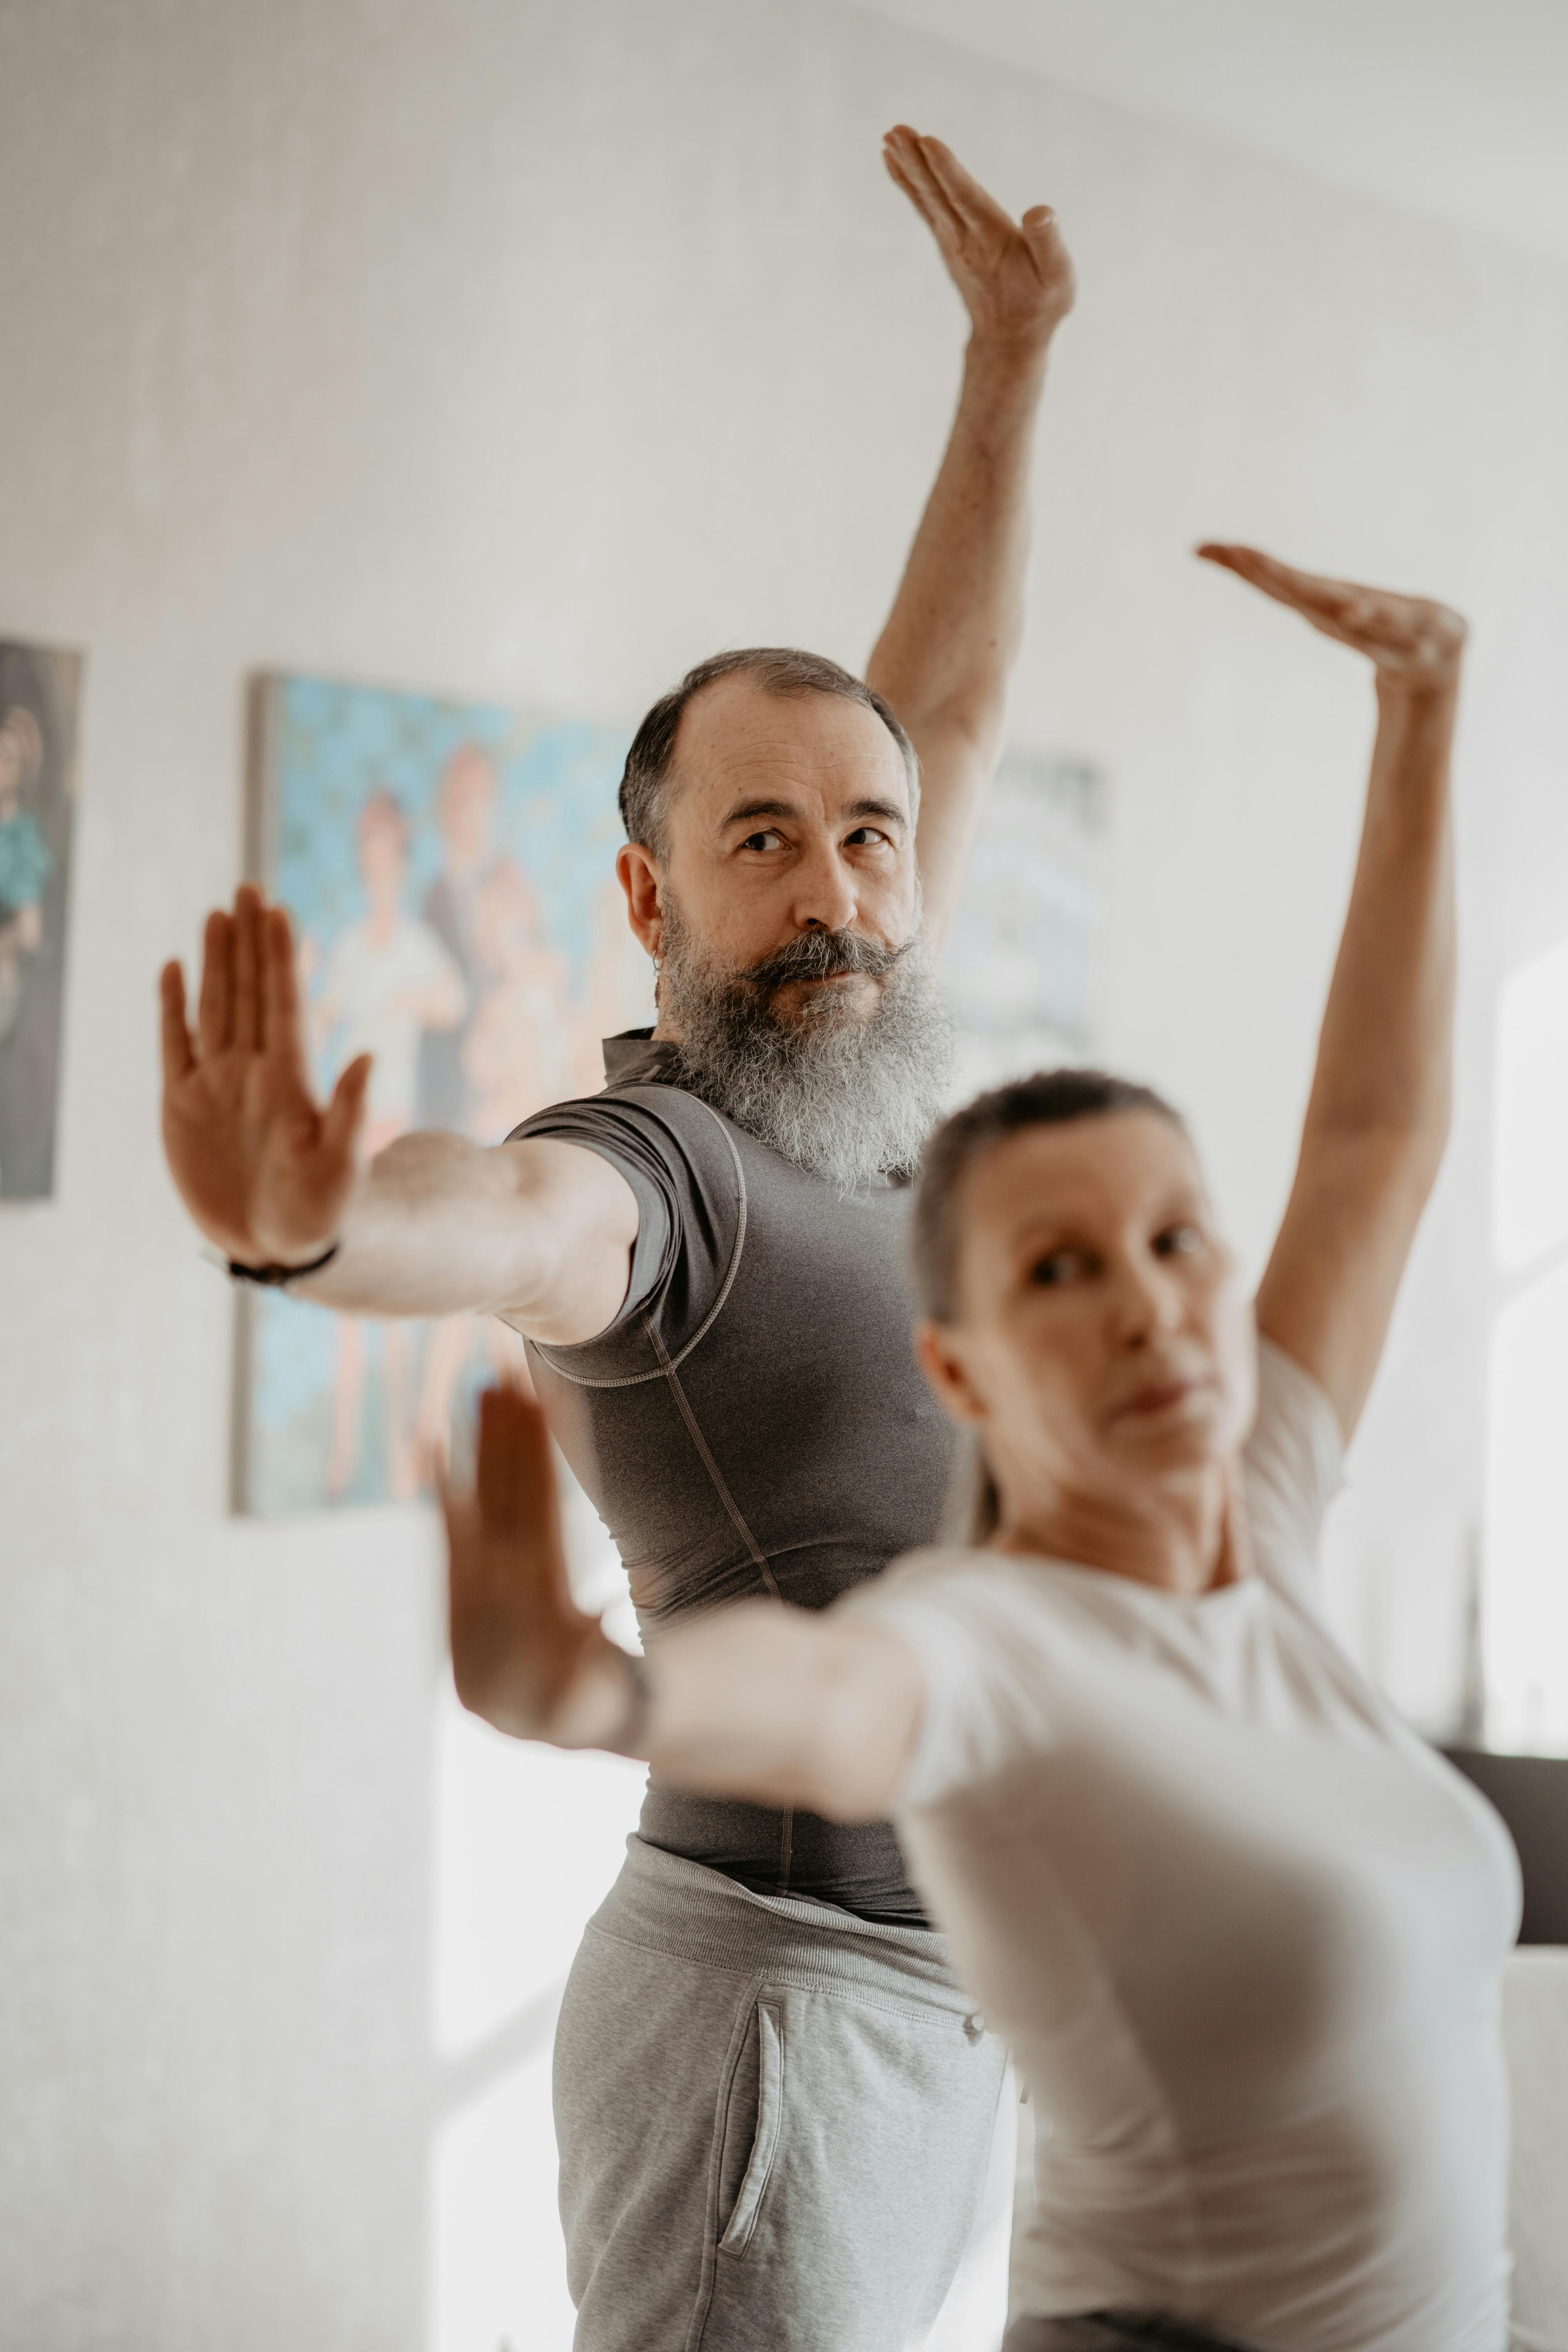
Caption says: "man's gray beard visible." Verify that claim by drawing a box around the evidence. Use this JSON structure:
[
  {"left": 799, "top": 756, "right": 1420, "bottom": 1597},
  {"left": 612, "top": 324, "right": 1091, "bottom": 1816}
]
[{"left": 657, "top": 899, "right": 953, "bottom": 1192}]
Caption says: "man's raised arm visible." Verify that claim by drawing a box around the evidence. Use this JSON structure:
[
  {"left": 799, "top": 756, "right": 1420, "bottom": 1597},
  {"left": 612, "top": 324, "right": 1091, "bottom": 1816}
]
[
  {"left": 159, "top": 886, "right": 636, "bottom": 1338},
  {"left": 867, "top": 127, "right": 1075, "bottom": 949}
]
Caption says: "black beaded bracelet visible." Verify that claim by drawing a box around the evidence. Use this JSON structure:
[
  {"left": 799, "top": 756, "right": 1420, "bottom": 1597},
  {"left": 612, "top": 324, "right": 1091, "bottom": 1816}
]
[{"left": 227, "top": 1242, "right": 341, "bottom": 1287}]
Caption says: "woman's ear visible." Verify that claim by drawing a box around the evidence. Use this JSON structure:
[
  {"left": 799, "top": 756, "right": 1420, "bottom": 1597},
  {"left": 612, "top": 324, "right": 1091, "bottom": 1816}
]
[{"left": 914, "top": 1319, "right": 987, "bottom": 1427}]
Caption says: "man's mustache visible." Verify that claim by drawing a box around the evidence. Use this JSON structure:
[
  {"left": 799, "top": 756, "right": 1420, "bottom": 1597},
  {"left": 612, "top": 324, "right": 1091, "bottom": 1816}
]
[{"left": 741, "top": 928, "right": 909, "bottom": 997}]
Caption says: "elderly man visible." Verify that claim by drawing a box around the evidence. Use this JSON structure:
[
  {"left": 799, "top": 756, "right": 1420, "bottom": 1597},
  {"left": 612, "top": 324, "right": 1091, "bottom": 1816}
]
[{"left": 161, "top": 127, "right": 1074, "bottom": 2352}]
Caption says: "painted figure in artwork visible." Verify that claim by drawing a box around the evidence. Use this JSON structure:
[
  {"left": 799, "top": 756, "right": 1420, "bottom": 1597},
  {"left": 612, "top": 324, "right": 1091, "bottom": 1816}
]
[
  {"left": 309, "top": 787, "right": 466, "bottom": 1499},
  {"left": 0, "top": 704, "right": 51, "bottom": 1045}
]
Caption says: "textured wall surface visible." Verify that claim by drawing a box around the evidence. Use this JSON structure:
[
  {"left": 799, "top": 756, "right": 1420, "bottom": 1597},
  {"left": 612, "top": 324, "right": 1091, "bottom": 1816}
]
[{"left": 2, "top": 1, "right": 1567, "bottom": 2343}]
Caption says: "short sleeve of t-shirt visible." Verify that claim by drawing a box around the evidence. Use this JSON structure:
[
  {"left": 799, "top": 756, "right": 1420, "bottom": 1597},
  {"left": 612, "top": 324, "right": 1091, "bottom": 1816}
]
[
  {"left": 507, "top": 1083, "right": 745, "bottom": 1379},
  {"left": 1243, "top": 1336, "right": 1345, "bottom": 1588}
]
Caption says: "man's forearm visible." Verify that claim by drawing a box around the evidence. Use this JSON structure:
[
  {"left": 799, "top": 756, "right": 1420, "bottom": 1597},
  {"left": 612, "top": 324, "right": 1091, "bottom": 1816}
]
[
  {"left": 292, "top": 1132, "right": 554, "bottom": 1317},
  {"left": 868, "top": 336, "right": 1047, "bottom": 756}
]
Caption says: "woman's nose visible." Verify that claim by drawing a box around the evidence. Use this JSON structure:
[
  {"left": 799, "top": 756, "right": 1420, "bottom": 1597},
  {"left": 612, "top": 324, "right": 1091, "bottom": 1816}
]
[{"left": 1113, "top": 1258, "right": 1184, "bottom": 1344}]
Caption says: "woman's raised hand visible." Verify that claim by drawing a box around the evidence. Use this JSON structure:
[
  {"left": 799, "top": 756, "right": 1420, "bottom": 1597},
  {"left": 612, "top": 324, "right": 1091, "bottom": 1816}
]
[
  {"left": 159, "top": 884, "right": 370, "bottom": 1267},
  {"left": 1198, "top": 544, "right": 1467, "bottom": 686},
  {"left": 883, "top": 124, "right": 1075, "bottom": 358},
  {"left": 442, "top": 1385, "right": 628, "bottom": 1745}
]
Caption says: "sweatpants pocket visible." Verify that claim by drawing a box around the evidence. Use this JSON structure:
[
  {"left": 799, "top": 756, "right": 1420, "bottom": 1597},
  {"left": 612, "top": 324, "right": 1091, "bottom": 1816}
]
[{"left": 717, "top": 2001, "right": 784, "bottom": 2256}]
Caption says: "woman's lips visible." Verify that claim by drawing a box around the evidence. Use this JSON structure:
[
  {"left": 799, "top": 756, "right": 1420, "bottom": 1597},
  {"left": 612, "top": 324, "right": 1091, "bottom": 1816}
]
[{"left": 1110, "top": 1378, "right": 1204, "bottom": 1422}]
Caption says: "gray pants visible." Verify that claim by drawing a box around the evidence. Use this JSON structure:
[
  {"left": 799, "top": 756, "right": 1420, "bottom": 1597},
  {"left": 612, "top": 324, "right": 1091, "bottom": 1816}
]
[
  {"left": 1003, "top": 2321, "right": 1261, "bottom": 2352},
  {"left": 554, "top": 1834, "right": 1011, "bottom": 2352}
]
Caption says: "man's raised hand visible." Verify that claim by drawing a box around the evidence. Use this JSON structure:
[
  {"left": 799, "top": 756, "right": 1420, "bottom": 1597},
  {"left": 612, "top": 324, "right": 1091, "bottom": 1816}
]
[
  {"left": 159, "top": 884, "right": 370, "bottom": 1267},
  {"left": 1198, "top": 545, "right": 1467, "bottom": 687},
  {"left": 883, "top": 124, "right": 1075, "bottom": 359}
]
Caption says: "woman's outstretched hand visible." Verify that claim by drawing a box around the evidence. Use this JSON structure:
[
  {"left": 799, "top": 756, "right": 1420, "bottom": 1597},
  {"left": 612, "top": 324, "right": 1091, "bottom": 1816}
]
[
  {"left": 442, "top": 1384, "right": 639, "bottom": 1750},
  {"left": 160, "top": 884, "right": 370, "bottom": 1267},
  {"left": 1198, "top": 544, "right": 1467, "bottom": 687},
  {"left": 883, "top": 124, "right": 1075, "bottom": 358}
]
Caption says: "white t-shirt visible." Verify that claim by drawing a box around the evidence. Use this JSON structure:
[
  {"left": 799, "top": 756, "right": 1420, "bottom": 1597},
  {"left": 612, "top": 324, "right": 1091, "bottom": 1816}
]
[
  {"left": 845, "top": 1341, "right": 1520, "bottom": 2352},
  {"left": 319, "top": 917, "right": 463, "bottom": 1124}
]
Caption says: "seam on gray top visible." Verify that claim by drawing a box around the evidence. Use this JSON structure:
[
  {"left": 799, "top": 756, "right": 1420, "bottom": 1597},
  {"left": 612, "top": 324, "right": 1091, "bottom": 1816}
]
[
  {"left": 641, "top": 1313, "right": 793, "bottom": 1895},
  {"left": 643, "top": 1316, "right": 782, "bottom": 1605},
  {"left": 531, "top": 1094, "right": 748, "bottom": 1392}
]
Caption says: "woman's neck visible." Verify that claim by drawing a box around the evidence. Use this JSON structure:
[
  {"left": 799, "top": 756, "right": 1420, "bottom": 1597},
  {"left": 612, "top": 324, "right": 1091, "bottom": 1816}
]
[{"left": 993, "top": 1459, "right": 1250, "bottom": 1598}]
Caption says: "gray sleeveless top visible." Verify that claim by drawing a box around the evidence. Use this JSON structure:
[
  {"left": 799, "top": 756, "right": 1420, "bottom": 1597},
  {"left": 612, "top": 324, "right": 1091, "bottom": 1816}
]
[{"left": 508, "top": 1030, "right": 958, "bottom": 1924}]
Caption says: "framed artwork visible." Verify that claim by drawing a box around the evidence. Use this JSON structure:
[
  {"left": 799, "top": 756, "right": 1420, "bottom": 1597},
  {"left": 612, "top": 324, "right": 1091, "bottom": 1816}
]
[
  {"left": 236, "top": 673, "right": 651, "bottom": 1516},
  {"left": 0, "top": 638, "right": 82, "bottom": 1200},
  {"left": 946, "top": 743, "right": 1110, "bottom": 1099}
]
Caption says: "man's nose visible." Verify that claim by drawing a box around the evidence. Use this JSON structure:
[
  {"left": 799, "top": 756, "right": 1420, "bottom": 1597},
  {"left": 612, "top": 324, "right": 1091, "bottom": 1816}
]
[{"left": 792, "top": 842, "right": 859, "bottom": 935}]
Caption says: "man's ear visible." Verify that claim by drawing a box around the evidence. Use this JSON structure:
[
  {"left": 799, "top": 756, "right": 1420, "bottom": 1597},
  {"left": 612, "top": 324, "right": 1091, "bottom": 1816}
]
[
  {"left": 616, "top": 843, "right": 664, "bottom": 960},
  {"left": 914, "top": 1319, "right": 987, "bottom": 1428}
]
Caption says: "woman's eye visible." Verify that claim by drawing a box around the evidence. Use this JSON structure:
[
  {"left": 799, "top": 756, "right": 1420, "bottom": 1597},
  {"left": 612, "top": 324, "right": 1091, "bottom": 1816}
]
[
  {"left": 1030, "top": 1249, "right": 1085, "bottom": 1287},
  {"left": 1156, "top": 1223, "right": 1204, "bottom": 1259}
]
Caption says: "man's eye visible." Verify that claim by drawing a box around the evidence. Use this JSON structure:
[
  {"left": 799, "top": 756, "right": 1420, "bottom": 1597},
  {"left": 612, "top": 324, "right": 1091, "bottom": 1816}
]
[
  {"left": 740, "top": 829, "right": 784, "bottom": 853},
  {"left": 1155, "top": 1223, "right": 1204, "bottom": 1258},
  {"left": 845, "top": 826, "right": 891, "bottom": 848}
]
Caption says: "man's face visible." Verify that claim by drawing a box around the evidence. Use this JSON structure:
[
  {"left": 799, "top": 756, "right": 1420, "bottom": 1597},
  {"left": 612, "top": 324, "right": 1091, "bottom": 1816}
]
[{"left": 622, "top": 677, "right": 919, "bottom": 1033}]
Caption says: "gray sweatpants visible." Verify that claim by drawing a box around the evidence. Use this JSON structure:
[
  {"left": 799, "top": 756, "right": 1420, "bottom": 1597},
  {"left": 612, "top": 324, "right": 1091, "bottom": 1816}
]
[{"left": 554, "top": 1833, "right": 1012, "bottom": 2352}]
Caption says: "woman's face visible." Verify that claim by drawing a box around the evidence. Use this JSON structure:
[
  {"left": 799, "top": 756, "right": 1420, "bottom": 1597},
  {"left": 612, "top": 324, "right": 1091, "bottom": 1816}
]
[{"left": 918, "top": 1111, "right": 1257, "bottom": 1526}]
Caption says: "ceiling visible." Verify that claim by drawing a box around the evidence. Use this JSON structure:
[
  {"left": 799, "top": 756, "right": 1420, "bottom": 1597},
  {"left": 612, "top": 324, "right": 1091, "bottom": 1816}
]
[{"left": 848, "top": 0, "right": 1568, "bottom": 262}]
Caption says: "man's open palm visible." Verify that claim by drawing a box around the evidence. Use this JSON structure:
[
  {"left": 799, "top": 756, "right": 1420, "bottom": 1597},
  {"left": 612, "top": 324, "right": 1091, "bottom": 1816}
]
[
  {"left": 160, "top": 885, "right": 370, "bottom": 1266},
  {"left": 884, "top": 124, "right": 1075, "bottom": 355}
]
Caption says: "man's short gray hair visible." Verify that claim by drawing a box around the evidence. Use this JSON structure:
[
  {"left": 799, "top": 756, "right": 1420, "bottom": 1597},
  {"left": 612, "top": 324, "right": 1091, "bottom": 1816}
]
[{"left": 617, "top": 648, "right": 919, "bottom": 860}]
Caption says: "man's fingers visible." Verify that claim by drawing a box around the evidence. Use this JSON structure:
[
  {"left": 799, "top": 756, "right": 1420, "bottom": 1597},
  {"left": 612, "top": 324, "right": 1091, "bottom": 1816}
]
[
  {"left": 159, "top": 961, "right": 196, "bottom": 1085},
  {"left": 232, "top": 885, "right": 263, "bottom": 1053},
  {"left": 262, "top": 905, "right": 305, "bottom": 1068},
  {"left": 196, "top": 909, "right": 234, "bottom": 1058},
  {"left": 323, "top": 1053, "right": 372, "bottom": 1158}
]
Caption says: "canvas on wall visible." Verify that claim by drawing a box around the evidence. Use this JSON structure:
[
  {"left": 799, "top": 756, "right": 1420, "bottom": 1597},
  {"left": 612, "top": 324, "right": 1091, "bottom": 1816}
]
[
  {"left": 0, "top": 639, "right": 82, "bottom": 1200},
  {"left": 944, "top": 743, "right": 1109, "bottom": 1100},
  {"left": 238, "top": 673, "right": 651, "bottom": 1516}
]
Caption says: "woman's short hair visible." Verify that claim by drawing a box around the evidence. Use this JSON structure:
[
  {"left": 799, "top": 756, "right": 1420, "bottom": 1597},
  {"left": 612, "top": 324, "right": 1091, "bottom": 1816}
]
[{"left": 910, "top": 1066, "right": 1185, "bottom": 1323}]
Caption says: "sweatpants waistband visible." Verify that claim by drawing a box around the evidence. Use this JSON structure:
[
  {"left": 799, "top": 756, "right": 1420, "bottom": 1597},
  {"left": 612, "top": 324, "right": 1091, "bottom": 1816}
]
[{"left": 587, "top": 1833, "right": 972, "bottom": 2014}]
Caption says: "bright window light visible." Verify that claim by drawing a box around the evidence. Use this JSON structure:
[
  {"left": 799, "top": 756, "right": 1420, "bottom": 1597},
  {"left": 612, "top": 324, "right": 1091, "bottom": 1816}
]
[
  {"left": 430, "top": 2047, "right": 577, "bottom": 2352},
  {"left": 1494, "top": 934, "right": 1568, "bottom": 1271},
  {"left": 432, "top": 1684, "right": 647, "bottom": 2059},
  {"left": 1484, "top": 1254, "right": 1568, "bottom": 1753}
]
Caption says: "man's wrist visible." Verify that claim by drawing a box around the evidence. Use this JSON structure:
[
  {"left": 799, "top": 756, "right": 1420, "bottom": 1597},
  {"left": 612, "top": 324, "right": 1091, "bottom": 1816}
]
[{"left": 228, "top": 1240, "right": 342, "bottom": 1286}]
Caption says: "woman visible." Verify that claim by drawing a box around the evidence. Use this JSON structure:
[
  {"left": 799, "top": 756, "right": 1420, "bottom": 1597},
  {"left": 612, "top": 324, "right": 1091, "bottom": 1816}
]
[{"left": 445, "top": 547, "right": 1518, "bottom": 2352}]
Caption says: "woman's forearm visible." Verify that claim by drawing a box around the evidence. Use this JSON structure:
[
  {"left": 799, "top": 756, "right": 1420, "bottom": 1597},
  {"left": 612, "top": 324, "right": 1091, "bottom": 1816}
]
[
  {"left": 1297, "top": 674, "right": 1457, "bottom": 1160},
  {"left": 641, "top": 1602, "right": 925, "bottom": 1825}
]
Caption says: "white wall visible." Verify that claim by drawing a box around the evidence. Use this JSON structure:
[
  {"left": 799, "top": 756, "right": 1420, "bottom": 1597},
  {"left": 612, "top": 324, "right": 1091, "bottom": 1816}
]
[{"left": 3, "top": 1, "right": 1567, "bottom": 2343}]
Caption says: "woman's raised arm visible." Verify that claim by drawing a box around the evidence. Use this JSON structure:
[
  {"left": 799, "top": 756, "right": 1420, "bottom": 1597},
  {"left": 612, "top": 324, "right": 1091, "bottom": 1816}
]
[
  {"left": 1203, "top": 545, "right": 1467, "bottom": 1441},
  {"left": 443, "top": 1386, "right": 925, "bottom": 1822}
]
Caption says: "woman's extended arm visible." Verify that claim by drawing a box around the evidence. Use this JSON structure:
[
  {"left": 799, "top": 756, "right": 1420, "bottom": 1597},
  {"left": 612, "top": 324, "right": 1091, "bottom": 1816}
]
[
  {"left": 1205, "top": 546, "right": 1467, "bottom": 1441},
  {"left": 444, "top": 1386, "right": 924, "bottom": 1821},
  {"left": 867, "top": 127, "right": 1074, "bottom": 951}
]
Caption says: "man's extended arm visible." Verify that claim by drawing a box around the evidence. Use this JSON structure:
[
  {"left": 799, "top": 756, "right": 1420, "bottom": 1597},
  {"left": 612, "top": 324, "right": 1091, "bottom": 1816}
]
[
  {"left": 867, "top": 127, "right": 1075, "bottom": 948},
  {"left": 159, "top": 887, "right": 637, "bottom": 1334}
]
